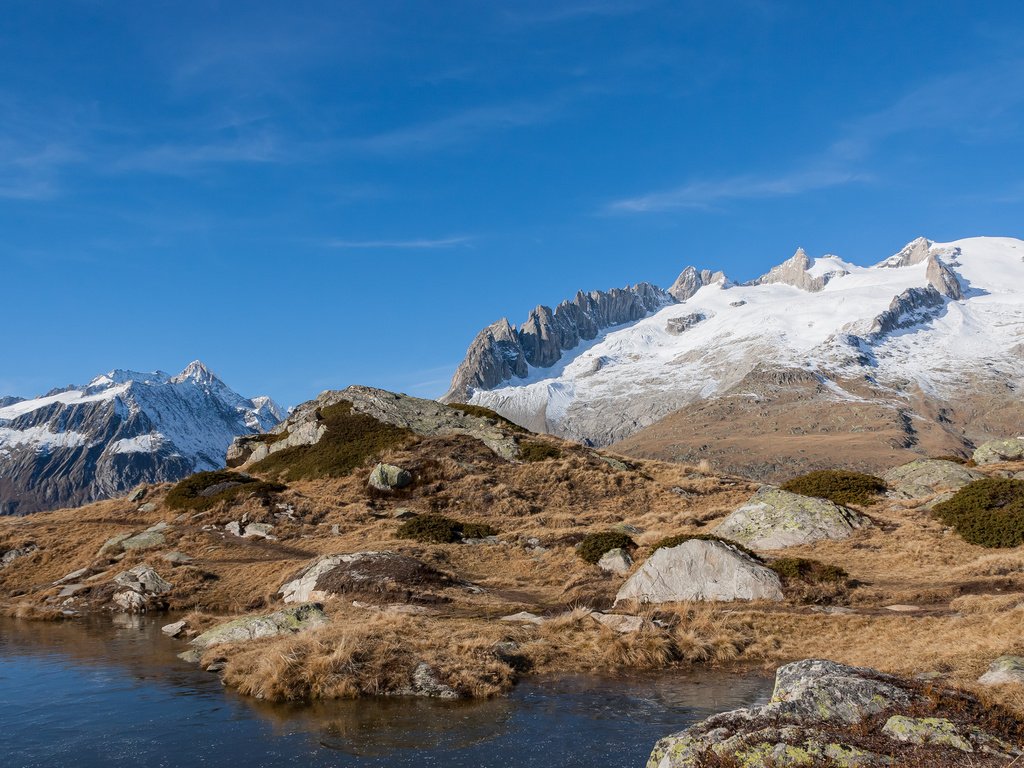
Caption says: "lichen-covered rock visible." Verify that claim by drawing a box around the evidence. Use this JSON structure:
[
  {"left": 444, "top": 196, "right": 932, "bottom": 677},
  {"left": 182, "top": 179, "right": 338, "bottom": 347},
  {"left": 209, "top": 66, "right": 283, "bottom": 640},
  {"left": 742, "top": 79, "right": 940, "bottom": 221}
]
[
  {"left": 396, "top": 662, "right": 460, "bottom": 699},
  {"left": 188, "top": 603, "right": 328, "bottom": 652},
  {"left": 120, "top": 527, "right": 167, "bottom": 551},
  {"left": 646, "top": 659, "right": 1022, "bottom": 768},
  {"left": 614, "top": 539, "right": 783, "bottom": 605},
  {"left": 280, "top": 551, "right": 470, "bottom": 605},
  {"left": 883, "top": 459, "right": 983, "bottom": 498},
  {"left": 597, "top": 547, "right": 633, "bottom": 575},
  {"left": 978, "top": 655, "right": 1024, "bottom": 686},
  {"left": 715, "top": 488, "right": 869, "bottom": 550},
  {"left": 1, "top": 543, "right": 38, "bottom": 567},
  {"left": 368, "top": 463, "right": 412, "bottom": 491},
  {"left": 973, "top": 438, "right": 1024, "bottom": 465}
]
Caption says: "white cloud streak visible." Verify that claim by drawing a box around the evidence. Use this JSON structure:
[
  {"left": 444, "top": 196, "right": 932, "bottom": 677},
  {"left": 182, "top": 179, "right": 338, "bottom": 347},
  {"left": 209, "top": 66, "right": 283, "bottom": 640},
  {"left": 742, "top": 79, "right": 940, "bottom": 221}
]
[{"left": 325, "top": 236, "right": 474, "bottom": 250}]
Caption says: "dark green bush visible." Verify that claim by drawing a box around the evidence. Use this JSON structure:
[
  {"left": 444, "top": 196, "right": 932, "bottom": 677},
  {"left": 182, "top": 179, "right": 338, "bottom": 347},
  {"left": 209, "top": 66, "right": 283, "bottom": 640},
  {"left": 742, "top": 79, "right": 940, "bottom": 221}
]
[
  {"left": 768, "top": 557, "right": 848, "bottom": 584},
  {"left": 251, "top": 401, "right": 411, "bottom": 481},
  {"left": 396, "top": 514, "right": 499, "bottom": 544},
  {"left": 165, "top": 470, "right": 286, "bottom": 511},
  {"left": 932, "top": 478, "right": 1024, "bottom": 548},
  {"left": 651, "top": 533, "right": 762, "bottom": 561},
  {"left": 447, "top": 403, "right": 527, "bottom": 432},
  {"left": 519, "top": 440, "right": 563, "bottom": 462},
  {"left": 577, "top": 531, "right": 636, "bottom": 564},
  {"left": 780, "top": 470, "right": 886, "bottom": 506}
]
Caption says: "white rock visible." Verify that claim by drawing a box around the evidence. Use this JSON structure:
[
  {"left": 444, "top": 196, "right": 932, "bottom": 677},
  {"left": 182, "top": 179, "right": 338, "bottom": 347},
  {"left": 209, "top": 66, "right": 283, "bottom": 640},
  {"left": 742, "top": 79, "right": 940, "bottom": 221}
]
[
  {"left": 597, "top": 547, "right": 633, "bottom": 575},
  {"left": 591, "top": 612, "right": 645, "bottom": 633}
]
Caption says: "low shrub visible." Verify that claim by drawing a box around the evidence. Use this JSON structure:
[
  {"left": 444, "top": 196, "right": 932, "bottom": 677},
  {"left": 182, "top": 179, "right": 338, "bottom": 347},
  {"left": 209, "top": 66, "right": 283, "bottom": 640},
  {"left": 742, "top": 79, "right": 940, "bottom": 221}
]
[
  {"left": 577, "top": 531, "right": 636, "bottom": 564},
  {"left": 780, "top": 470, "right": 886, "bottom": 506},
  {"left": 519, "top": 440, "right": 563, "bottom": 462},
  {"left": 768, "top": 557, "right": 851, "bottom": 605},
  {"left": 651, "top": 533, "right": 761, "bottom": 561},
  {"left": 396, "top": 514, "right": 499, "bottom": 544},
  {"left": 165, "top": 470, "right": 286, "bottom": 512},
  {"left": 447, "top": 403, "right": 527, "bottom": 432},
  {"left": 932, "top": 478, "right": 1024, "bottom": 548},
  {"left": 251, "top": 401, "right": 411, "bottom": 481}
]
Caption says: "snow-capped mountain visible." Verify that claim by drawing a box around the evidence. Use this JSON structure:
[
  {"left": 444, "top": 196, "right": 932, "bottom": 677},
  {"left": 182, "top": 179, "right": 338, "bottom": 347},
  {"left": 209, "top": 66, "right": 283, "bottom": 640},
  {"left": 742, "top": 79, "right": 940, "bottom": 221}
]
[
  {"left": 0, "top": 361, "right": 282, "bottom": 514},
  {"left": 445, "top": 237, "right": 1024, "bottom": 479}
]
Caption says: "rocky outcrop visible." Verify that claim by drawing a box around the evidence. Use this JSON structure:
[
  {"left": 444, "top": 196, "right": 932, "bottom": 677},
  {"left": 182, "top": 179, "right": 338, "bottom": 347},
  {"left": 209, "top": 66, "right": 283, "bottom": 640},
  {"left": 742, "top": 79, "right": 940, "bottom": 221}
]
[
  {"left": 978, "top": 655, "right": 1024, "bottom": 686},
  {"left": 883, "top": 459, "right": 983, "bottom": 498},
  {"left": 280, "top": 551, "right": 472, "bottom": 605},
  {"left": 754, "top": 248, "right": 848, "bottom": 292},
  {"left": 668, "top": 267, "right": 726, "bottom": 301},
  {"left": 187, "top": 603, "right": 328, "bottom": 653},
  {"left": 665, "top": 313, "right": 707, "bottom": 335},
  {"left": 443, "top": 283, "right": 674, "bottom": 401},
  {"left": 877, "top": 236, "right": 933, "bottom": 268},
  {"left": 926, "top": 254, "right": 964, "bottom": 300},
  {"left": 648, "top": 659, "right": 1022, "bottom": 767},
  {"left": 614, "top": 539, "right": 783, "bottom": 605},
  {"left": 715, "top": 488, "right": 869, "bottom": 550},
  {"left": 973, "top": 437, "right": 1024, "bottom": 465},
  {"left": 868, "top": 285, "right": 946, "bottom": 336},
  {"left": 230, "top": 386, "right": 521, "bottom": 467},
  {"left": 0, "top": 361, "right": 281, "bottom": 515},
  {"left": 110, "top": 565, "right": 173, "bottom": 613}
]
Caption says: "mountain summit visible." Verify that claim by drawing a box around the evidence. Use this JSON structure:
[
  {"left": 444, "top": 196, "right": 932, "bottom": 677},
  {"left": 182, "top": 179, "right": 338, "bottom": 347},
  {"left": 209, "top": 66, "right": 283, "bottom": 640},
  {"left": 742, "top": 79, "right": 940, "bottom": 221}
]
[
  {"left": 0, "top": 362, "right": 282, "bottom": 514},
  {"left": 445, "top": 236, "right": 1024, "bottom": 478}
]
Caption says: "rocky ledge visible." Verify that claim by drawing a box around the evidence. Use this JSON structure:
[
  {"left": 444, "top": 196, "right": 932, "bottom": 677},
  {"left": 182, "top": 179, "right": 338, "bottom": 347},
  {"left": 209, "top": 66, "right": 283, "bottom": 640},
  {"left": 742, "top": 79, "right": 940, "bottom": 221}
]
[{"left": 648, "top": 659, "right": 1023, "bottom": 767}]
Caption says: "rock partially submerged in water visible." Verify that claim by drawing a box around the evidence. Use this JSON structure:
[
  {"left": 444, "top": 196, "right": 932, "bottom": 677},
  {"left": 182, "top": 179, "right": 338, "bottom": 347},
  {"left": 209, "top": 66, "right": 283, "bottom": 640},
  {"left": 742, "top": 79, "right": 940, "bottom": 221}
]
[
  {"left": 715, "top": 488, "right": 868, "bottom": 550},
  {"left": 185, "top": 603, "right": 328, "bottom": 656},
  {"left": 647, "top": 659, "right": 1023, "bottom": 767},
  {"left": 280, "top": 551, "right": 473, "bottom": 605},
  {"left": 883, "top": 459, "right": 983, "bottom": 498},
  {"left": 614, "top": 539, "right": 783, "bottom": 605}
]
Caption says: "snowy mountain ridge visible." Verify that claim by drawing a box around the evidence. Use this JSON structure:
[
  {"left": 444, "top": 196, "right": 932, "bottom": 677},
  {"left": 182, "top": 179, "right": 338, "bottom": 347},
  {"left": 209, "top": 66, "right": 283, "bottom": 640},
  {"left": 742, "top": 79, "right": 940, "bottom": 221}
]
[
  {"left": 0, "top": 361, "right": 282, "bottom": 514},
  {"left": 447, "top": 236, "right": 1024, "bottom": 467}
]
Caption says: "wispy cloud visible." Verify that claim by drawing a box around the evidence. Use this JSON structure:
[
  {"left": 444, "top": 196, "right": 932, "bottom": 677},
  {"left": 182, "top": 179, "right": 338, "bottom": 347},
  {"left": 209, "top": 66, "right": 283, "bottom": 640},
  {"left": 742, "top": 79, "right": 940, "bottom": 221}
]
[
  {"left": 325, "top": 236, "right": 474, "bottom": 250},
  {"left": 114, "top": 133, "right": 285, "bottom": 175}
]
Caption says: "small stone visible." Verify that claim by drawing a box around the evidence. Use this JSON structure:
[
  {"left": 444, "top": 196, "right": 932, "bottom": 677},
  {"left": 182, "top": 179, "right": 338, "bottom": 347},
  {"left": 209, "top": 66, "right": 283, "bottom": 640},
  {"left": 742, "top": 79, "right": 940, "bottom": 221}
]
[
  {"left": 597, "top": 547, "right": 633, "bottom": 575},
  {"left": 591, "top": 612, "right": 644, "bottom": 633},
  {"left": 243, "top": 523, "right": 274, "bottom": 539},
  {"left": 884, "top": 604, "right": 921, "bottom": 613},
  {"left": 138, "top": 502, "right": 158, "bottom": 513},
  {"left": 162, "top": 620, "right": 187, "bottom": 638},
  {"left": 392, "top": 508, "right": 417, "bottom": 520},
  {"left": 162, "top": 551, "right": 193, "bottom": 566},
  {"left": 127, "top": 486, "right": 147, "bottom": 503},
  {"left": 368, "top": 463, "right": 413, "bottom": 491},
  {"left": 500, "top": 611, "right": 545, "bottom": 625},
  {"left": 225, "top": 521, "right": 242, "bottom": 536},
  {"left": 978, "top": 655, "right": 1024, "bottom": 686}
]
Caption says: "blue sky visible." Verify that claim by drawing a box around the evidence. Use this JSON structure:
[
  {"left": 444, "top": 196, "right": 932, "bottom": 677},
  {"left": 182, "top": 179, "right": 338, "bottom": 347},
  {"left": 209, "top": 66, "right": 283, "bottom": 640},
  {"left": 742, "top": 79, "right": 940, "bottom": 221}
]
[{"left": 2, "top": 1, "right": 1023, "bottom": 407}]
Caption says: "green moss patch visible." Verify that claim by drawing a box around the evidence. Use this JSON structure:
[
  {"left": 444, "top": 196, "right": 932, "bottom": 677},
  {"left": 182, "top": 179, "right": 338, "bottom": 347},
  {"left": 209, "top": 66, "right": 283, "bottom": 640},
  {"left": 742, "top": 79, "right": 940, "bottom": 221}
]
[
  {"left": 165, "top": 470, "right": 286, "bottom": 512},
  {"left": 577, "top": 531, "right": 636, "bottom": 564},
  {"left": 250, "top": 401, "right": 412, "bottom": 481},
  {"left": 933, "top": 478, "right": 1024, "bottom": 548},
  {"left": 519, "top": 440, "right": 563, "bottom": 462},
  {"left": 396, "top": 514, "right": 498, "bottom": 544},
  {"left": 780, "top": 470, "right": 887, "bottom": 507}
]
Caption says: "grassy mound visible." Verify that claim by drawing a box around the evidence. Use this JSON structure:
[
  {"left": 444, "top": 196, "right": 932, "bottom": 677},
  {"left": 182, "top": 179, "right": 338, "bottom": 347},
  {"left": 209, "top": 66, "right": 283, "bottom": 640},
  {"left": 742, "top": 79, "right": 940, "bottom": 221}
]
[
  {"left": 165, "top": 470, "right": 286, "bottom": 512},
  {"left": 933, "top": 478, "right": 1024, "bottom": 548},
  {"left": 447, "top": 403, "right": 527, "bottom": 432},
  {"left": 250, "top": 401, "right": 411, "bottom": 481},
  {"left": 780, "top": 469, "right": 886, "bottom": 506},
  {"left": 577, "top": 531, "right": 636, "bottom": 564},
  {"left": 652, "top": 533, "right": 761, "bottom": 561},
  {"left": 519, "top": 440, "right": 563, "bottom": 462},
  {"left": 396, "top": 514, "right": 498, "bottom": 544}
]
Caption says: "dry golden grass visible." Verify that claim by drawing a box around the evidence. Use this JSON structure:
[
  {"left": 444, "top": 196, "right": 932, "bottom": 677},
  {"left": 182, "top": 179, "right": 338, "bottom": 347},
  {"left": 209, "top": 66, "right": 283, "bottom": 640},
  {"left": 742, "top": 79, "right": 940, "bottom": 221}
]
[{"left": 2, "top": 431, "right": 1023, "bottom": 712}]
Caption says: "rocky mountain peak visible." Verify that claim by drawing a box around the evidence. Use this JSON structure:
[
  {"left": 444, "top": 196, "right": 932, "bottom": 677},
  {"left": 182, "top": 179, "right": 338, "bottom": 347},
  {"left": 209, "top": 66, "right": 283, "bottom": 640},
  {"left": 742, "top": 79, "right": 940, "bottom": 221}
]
[
  {"left": 171, "top": 360, "right": 220, "bottom": 386},
  {"left": 668, "top": 266, "right": 728, "bottom": 301},
  {"left": 754, "top": 247, "right": 846, "bottom": 292},
  {"left": 879, "top": 236, "right": 933, "bottom": 268}
]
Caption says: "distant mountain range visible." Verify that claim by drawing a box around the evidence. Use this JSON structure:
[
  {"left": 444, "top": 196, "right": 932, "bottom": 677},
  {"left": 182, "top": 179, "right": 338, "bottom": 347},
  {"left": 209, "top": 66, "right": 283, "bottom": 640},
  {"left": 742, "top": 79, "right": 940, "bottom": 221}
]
[
  {"left": 444, "top": 237, "right": 1024, "bottom": 479},
  {"left": 0, "top": 361, "right": 281, "bottom": 514}
]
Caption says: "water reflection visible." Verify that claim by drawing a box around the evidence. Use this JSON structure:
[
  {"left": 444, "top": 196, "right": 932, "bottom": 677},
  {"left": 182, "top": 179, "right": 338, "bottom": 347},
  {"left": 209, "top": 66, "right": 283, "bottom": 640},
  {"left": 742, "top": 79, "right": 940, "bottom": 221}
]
[{"left": 0, "top": 615, "right": 772, "bottom": 767}]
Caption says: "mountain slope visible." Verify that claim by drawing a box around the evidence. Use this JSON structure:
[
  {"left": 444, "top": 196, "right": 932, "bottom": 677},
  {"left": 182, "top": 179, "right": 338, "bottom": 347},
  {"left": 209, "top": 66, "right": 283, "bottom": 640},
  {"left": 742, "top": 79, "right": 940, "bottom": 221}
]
[
  {"left": 446, "top": 237, "right": 1024, "bottom": 478},
  {"left": 0, "top": 361, "right": 282, "bottom": 514}
]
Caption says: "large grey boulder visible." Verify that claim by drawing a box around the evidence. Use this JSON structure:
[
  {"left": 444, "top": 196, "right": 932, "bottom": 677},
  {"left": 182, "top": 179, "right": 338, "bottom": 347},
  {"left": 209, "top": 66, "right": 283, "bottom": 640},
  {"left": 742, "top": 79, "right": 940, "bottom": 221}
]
[
  {"left": 368, "top": 463, "right": 412, "bottom": 491},
  {"left": 614, "top": 539, "right": 783, "bottom": 605},
  {"left": 715, "top": 488, "right": 868, "bottom": 550},
  {"left": 188, "top": 603, "right": 328, "bottom": 652},
  {"left": 647, "top": 659, "right": 1021, "bottom": 768},
  {"left": 883, "top": 459, "right": 983, "bottom": 499},
  {"left": 111, "top": 565, "right": 173, "bottom": 613},
  {"left": 973, "top": 438, "right": 1024, "bottom": 465},
  {"left": 978, "top": 655, "right": 1024, "bottom": 686}
]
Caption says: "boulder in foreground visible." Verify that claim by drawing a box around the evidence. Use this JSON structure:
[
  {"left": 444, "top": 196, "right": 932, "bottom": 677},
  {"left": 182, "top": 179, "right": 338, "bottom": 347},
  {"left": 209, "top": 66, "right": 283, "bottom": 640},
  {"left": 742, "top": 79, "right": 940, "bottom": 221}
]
[
  {"left": 715, "top": 487, "right": 869, "bottom": 550},
  {"left": 648, "top": 659, "right": 1023, "bottom": 767},
  {"left": 883, "top": 458, "right": 984, "bottom": 498},
  {"left": 614, "top": 539, "right": 783, "bottom": 605},
  {"left": 187, "top": 603, "right": 328, "bottom": 653}
]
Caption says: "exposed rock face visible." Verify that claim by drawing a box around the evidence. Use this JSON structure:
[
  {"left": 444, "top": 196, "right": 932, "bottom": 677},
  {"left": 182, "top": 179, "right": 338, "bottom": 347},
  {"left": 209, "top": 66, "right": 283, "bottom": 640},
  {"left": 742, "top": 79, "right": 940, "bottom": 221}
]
[
  {"left": 668, "top": 267, "right": 726, "bottom": 301},
  {"left": 280, "top": 551, "right": 470, "bottom": 605},
  {"left": 443, "top": 282, "right": 674, "bottom": 401},
  {"left": 368, "top": 463, "right": 412, "bottom": 491},
  {"left": 230, "top": 385, "right": 521, "bottom": 468},
  {"left": 647, "top": 659, "right": 1022, "bottom": 768},
  {"left": 973, "top": 437, "right": 1024, "bottom": 465},
  {"left": 715, "top": 488, "right": 869, "bottom": 550},
  {"left": 1, "top": 543, "right": 37, "bottom": 566},
  {"left": 978, "top": 655, "right": 1024, "bottom": 686},
  {"left": 883, "top": 459, "right": 984, "bottom": 498},
  {"left": 614, "top": 539, "right": 783, "bottom": 605},
  {"left": 0, "top": 361, "right": 281, "bottom": 515},
  {"left": 868, "top": 285, "right": 946, "bottom": 336},
  {"left": 926, "top": 253, "right": 964, "bottom": 300},
  {"left": 188, "top": 603, "right": 328, "bottom": 652},
  {"left": 754, "top": 248, "right": 848, "bottom": 292},
  {"left": 111, "top": 565, "right": 173, "bottom": 613},
  {"left": 665, "top": 313, "right": 707, "bottom": 335},
  {"left": 878, "top": 236, "right": 933, "bottom": 268}
]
